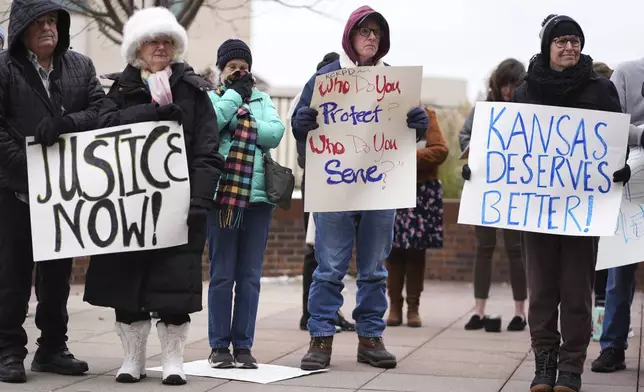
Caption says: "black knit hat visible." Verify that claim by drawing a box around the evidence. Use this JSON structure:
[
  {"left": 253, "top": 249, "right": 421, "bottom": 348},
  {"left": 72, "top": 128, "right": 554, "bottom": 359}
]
[
  {"left": 216, "top": 38, "right": 252, "bottom": 71},
  {"left": 539, "top": 14, "right": 584, "bottom": 64},
  {"left": 317, "top": 52, "right": 339, "bottom": 71}
]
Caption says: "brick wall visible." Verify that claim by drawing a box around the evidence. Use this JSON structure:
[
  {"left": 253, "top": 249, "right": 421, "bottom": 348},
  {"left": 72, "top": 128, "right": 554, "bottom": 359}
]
[{"left": 69, "top": 200, "right": 644, "bottom": 288}]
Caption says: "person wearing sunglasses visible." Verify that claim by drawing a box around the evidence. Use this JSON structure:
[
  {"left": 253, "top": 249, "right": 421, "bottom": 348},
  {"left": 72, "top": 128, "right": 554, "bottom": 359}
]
[{"left": 291, "top": 5, "right": 429, "bottom": 371}]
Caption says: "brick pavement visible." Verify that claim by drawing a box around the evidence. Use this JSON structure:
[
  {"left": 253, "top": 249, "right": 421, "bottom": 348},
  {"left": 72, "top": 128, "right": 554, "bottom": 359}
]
[{"left": 1, "top": 280, "right": 640, "bottom": 392}]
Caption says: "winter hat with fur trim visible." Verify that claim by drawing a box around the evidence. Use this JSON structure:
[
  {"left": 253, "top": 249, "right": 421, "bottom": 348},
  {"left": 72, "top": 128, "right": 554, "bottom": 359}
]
[{"left": 121, "top": 7, "right": 188, "bottom": 67}]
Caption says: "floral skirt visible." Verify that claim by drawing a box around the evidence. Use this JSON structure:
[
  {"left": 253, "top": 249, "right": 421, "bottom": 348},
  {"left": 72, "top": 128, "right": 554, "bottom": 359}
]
[{"left": 392, "top": 179, "right": 443, "bottom": 250}]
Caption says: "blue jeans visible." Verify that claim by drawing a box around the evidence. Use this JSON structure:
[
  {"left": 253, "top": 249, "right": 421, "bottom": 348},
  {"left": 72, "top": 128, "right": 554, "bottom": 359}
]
[
  {"left": 600, "top": 263, "right": 638, "bottom": 351},
  {"left": 308, "top": 210, "right": 395, "bottom": 338},
  {"left": 207, "top": 203, "right": 274, "bottom": 349}
]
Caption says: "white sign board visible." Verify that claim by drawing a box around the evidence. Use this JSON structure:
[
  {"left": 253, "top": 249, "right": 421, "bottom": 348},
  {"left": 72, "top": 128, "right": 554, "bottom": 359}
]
[
  {"left": 304, "top": 65, "right": 422, "bottom": 212},
  {"left": 597, "top": 145, "right": 644, "bottom": 270},
  {"left": 26, "top": 121, "right": 190, "bottom": 261},
  {"left": 458, "top": 102, "right": 630, "bottom": 236}
]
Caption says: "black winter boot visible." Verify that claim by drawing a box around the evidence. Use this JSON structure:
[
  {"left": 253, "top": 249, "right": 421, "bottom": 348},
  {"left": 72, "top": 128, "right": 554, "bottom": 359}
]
[{"left": 530, "top": 349, "right": 558, "bottom": 392}]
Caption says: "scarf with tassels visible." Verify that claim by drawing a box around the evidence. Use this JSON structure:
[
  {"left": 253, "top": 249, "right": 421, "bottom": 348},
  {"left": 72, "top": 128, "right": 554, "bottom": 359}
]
[
  {"left": 213, "top": 86, "right": 257, "bottom": 229},
  {"left": 141, "top": 65, "right": 173, "bottom": 105}
]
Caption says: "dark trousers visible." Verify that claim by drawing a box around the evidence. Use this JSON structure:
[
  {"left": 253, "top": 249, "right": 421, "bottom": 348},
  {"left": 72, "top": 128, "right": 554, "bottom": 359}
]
[
  {"left": 523, "top": 232, "right": 597, "bottom": 374},
  {"left": 473, "top": 226, "right": 527, "bottom": 301},
  {"left": 0, "top": 190, "right": 72, "bottom": 360},
  {"left": 115, "top": 309, "right": 190, "bottom": 326},
  {"left": 594, "top": 269, "right": 608, "bottom": 303}
]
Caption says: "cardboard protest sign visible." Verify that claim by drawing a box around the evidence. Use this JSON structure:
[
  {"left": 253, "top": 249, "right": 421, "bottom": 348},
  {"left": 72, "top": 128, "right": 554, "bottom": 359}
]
[
  {"left": 458, "top": 102, "right": 630, "bottom": 236},
  {"left": 597, "top": 144, "right": 644, "bottom": 270},
  {"left": 304, "top": 65, "right": 422, "bottom": 212},
  {"left": 26, "top": 121, "right": 190, "bottom": 262}
]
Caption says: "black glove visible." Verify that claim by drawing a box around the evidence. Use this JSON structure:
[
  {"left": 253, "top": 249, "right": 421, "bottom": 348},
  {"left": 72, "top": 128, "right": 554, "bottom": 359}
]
[
  {"left": 157, "top": 103, "right": 183, "bottom": 125},
  {"left": 294, "top": 107, "right": 319, "bottom": 134},
  {"left": 407, "top": 107, "right": 429, "bottom": 138},
  {"left": 187, "top": 197, "right": 213, "bottom": 228},
  {"left": 34, "top": 116, "right": 74, "bottom": 147},
  {"left": 229, "top": 73, "right": 254, "bottom": 101},
  {"left": 461, "top": 164, "right": 471, "bottom": 180},
  {"left": 613, "top": 164, "right": 631, "bottom": 185}
]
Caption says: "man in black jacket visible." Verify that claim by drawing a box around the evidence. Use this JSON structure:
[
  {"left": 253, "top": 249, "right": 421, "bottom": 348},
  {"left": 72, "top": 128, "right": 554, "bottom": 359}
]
[{"left": 0, "top": 0, "right": 105, "bottom": 383}]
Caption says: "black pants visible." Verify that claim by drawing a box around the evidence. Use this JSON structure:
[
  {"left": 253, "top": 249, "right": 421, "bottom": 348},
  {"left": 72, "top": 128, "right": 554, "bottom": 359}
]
[
  {"left": 115, "top": 309, "right": 190, "bottom": 326},
  {"left": 594, "top": 269, "right": 608, "bottom": 302},
  {"left": 0, "top": 190, "right": 72, "bottom": 360}
]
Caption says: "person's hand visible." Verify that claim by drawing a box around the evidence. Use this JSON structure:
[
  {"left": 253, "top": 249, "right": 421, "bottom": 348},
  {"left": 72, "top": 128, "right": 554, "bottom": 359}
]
[
  {"left": 613, "top": 164, "right": 631, "bottom": 185},
  {"left": 187, "top": 197, "right": 213, "bottom": 228},
  {"left": 34, "top": 116, "right": 74, "bottom": 147},
  {"left": 228, "top": 72, "right": 254, "bottom": 101},
  {"left": 156, "top": 103, "right": 183, "bottom": 125},
  {"left": 294, "top": 107, "right": 319, "bottom": 133},
  {"left": 407, "top": 107, "right": 429, "bottom": 135},
  {"left": 461, "top": 164, "right": 471, "bottom": 181}
]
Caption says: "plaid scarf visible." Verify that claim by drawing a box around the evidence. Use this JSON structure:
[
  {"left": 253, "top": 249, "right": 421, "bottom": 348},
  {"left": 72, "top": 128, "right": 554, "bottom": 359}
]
[{"left": 213, "top": 86, "right": 258, "bottom": 229}]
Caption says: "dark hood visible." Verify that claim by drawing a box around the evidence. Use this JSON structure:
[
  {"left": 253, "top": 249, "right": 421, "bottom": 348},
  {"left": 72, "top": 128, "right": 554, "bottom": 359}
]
[
  {"left": 342, "top": 5, "right": 390, "bottom": 65},
  {"left": 8, "top": 0, "right": 71, "bottom": 55}
]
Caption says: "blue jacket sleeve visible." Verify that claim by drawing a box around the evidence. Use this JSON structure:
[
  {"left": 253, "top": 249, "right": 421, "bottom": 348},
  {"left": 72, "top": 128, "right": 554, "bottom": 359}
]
[{"left": 291, "top": 73, "right": 317, "bottom": 143}]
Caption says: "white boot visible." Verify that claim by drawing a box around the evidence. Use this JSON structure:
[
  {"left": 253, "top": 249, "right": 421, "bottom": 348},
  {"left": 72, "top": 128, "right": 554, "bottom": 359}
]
[
  {"left": 157, "top": 321, "right": 189, "bottom": 385},
  {"left": 115, "top": 320, "right": 151, "bottom": 383}
]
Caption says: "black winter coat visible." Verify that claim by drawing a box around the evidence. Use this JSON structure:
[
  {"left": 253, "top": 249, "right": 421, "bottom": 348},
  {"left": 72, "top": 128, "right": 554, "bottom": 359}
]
[
  {"left": 0, "top": 0, "right": 105, "bottom": 193},
  {"left": 83, "top": 63, "right": 224, "bottom": 314}
]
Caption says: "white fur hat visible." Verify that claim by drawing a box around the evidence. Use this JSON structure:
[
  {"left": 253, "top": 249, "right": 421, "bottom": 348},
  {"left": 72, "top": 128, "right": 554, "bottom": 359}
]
[{"left": 121, "top": 7, "right": 188, "bottom": 66}]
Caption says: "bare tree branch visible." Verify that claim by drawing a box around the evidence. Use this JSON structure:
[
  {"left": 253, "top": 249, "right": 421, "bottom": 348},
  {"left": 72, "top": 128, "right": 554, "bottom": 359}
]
[{"left": 2, "top": 0, "right": 338, "bottom": 44}]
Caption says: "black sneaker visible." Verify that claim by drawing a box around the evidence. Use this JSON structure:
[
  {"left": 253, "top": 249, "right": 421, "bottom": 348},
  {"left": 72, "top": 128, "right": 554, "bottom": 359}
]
[
  {"left": 0, "top": 356, "right": 26, "bottom": 383},
  {"left": 591, "top": 347, "right": 626, "bottom": 373},
  {"left": 234, "top": 348, "right": 258, "bottom": 369},
  {"left": 335, "top": 311, "right": 355, "bottom": 332},
  {"left": 464, "top": 314, "right": 487, "bottom": 330},
  {"left": 299, "top": 314, "right": 308, "bottom": 331},
  {"left": 554, "top": 371, "right": 581, "bottom": 392},
  {"left": 31, "top": 348, "right": 88, "bottom": 375},
  {"left": 208, "top": 348, "right": 235, "bottom": 369},
  {"left": 530, "top": 349, "right": 558, "bottom": 392},
  {"left": 507, "top": 315, "right": 527, "bottom": 331}
]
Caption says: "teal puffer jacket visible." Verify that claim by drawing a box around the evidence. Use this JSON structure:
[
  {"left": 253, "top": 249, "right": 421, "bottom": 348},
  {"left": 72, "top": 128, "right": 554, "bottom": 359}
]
[{"left": 208, "top": 87, "right": 286, "bottom": 204}]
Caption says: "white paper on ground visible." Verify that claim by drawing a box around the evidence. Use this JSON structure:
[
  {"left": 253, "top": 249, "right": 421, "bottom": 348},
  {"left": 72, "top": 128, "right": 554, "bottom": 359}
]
[{"left": 146, "top": 360, "right": 328, "bottom": 384}]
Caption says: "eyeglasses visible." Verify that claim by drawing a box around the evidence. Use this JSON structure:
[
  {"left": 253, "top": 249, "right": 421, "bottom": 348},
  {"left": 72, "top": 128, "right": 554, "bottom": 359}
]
[
  {"left": 357, "top": 27, "right": 381, "bottom": 39},
  {"left": 553, "top": 37, "right": 581, "bottom": 49}
]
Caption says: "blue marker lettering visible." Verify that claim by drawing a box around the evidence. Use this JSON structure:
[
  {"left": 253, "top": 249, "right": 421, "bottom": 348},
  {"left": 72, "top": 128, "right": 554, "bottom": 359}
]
[
  {"left": 549, "top": 156, "right": 566, "bottom": 187},
  {"left": 592, "top": 122, "right": 608, "bottom": 160},
  {"left": 583, "top": 161, "right": 594, "bottom": 191},
  {"left": 507, "top": 192, "right": 520, "bottom": 226},
  {"left": 565, "top": 159, "right": 583, "bottom": 190},
  {"left": 506, "top": 153, "right": 518, "bottom": 184},
  {"left": 487, "top": 106, "right": 507, "bottom": 150},
  {"left": 555, "top": 115, "right": 571, "bottom": 156},
  {"left": 563, "top": 195, "right": 582, "bottom": 232},
  {"left": 325, "top": 159, "right": 343, "bottom": 184},
  {"left": 536, "top": 194, "right": 549, "bottom": 228},
  {"left": 570, "top": 118, "right": 589, "bottom": 159},
  {"left": 508, "top": 112, "right": 528, "bottom": 152},
  {"left": 486, "top": 151, "right": 506, "bottom": 184},
  {"left": 537, "top": 155, "right": 549, "bottom": 188},
  {"left": 548, "top": 196, "right": 560, "bottom": 230},
  {"left": 481, "top": 190, "right": 502, "bottom": 224},
  {"left": 319, "top": 102, "right": 382, "bottom": 125},
  {"left": 522, "top": 192, "right": 536, "bottom": 226},
  {"left": 597, "top": 161, "right": 612, "bottom": 193},
  {"left": 520, "top": 154, "right": 534, "bottom": 184}
]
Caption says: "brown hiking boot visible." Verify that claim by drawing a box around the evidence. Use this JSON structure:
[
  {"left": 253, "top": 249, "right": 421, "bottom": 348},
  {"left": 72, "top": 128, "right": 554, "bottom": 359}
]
[
  {"left": 406, "top": 297, "right": 421, "bottom": 328},
  {"left": 386, "top": 259, "right": 404, "bottom": 326},
  {"left": 301, "top": 337, "right": 333, "bottom": 370},
  {"left": 357, "top": 336, "right": 397, "bottom": 369}
]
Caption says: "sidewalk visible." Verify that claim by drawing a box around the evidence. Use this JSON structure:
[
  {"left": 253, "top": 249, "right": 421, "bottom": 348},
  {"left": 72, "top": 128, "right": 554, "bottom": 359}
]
[{"left": 2, "top": 280, "right": 641, "bottom": 392}]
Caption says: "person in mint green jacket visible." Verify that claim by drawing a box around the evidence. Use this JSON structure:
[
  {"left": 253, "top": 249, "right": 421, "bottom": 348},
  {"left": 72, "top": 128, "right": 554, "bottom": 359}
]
[{"left": 205, "top": 39, "right": 285, "bottom": 370}]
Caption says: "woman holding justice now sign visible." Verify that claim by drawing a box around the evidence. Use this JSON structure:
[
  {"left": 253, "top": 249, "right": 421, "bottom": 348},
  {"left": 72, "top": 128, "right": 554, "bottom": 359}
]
[
  {"left": 464, "top": 14, "right": 630, "bottom": 392},
  {"left": 83, "top": 7, "right": 224, "bottom": 386}
]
